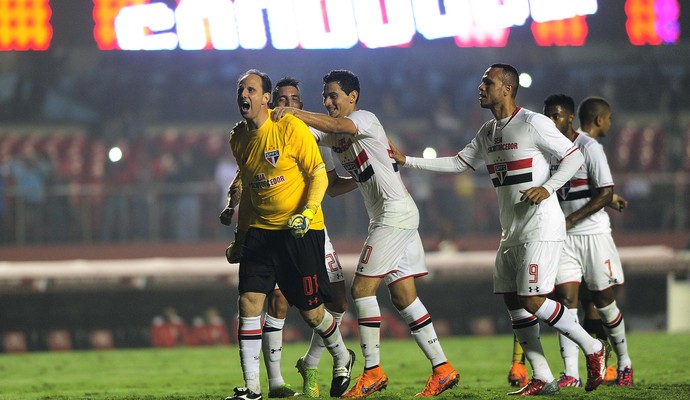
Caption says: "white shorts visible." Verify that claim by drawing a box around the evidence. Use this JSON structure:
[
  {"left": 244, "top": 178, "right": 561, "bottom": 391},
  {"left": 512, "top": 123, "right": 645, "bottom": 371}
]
[
  {"left": 494, "top": 241, "right": 562, "bottom": 296},
  {"left": 356, "top": 223, "right": 427, "bottom": 286},
  {"left": 556, "top": 233, "right": 624, "bottom": 290},
  {"left": 324, "top": 227, "right": 345, "bottom": 283},
  {"left": 274, "top": 227, "right": 344, "bottom": 291}
]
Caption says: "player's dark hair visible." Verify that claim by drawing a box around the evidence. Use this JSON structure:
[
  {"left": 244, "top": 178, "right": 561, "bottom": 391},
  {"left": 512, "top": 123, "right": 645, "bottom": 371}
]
[
  {"left": 238, "top": 69, "right": 272, "bottom": 94},
  {"left": 272, "top": 76, "right": 301, "bottom": 105},
  {"left": 544, "top": 94, "right": 575, "bottom": 115},
  {"left": 578, "top": 96, "right": 610, "bottom": 126},
  {"left": 323, "top": 70, "right": 361, "bottom": 104},
  {"left": 490, "top": 63, "right": 519, "bottom": 98}
]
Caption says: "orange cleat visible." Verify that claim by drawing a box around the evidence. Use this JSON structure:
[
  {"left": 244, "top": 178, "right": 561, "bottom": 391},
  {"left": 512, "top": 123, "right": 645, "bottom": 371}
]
[
  {"left": 508, "top": 361, "right": 529, "bottom": 388},
  {"left": 603, "top": 364, "right": 617, "bottom": 385},
  {"left": 415, "top": 363, "right": 460, "bottom": 397},
  {"left": 341, "top": 366, "right": 388, "bottom": 398}
]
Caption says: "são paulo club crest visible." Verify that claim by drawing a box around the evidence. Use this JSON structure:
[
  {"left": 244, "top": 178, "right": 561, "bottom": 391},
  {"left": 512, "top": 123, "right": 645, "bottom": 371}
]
[
  {"left": 265, "top": 150, "right": 280, "bottom": 167},
  {"left": 494, "top": 163, "right": 507, "bottom": 185}
]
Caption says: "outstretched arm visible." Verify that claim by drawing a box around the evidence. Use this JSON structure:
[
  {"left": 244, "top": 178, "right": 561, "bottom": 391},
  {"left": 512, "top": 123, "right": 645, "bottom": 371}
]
[
  {"left": 389, "top": 138, "right": 470, "bottom": 173},
  {"left": 271, "top": 107, "right": 357, "bottom": 135}
]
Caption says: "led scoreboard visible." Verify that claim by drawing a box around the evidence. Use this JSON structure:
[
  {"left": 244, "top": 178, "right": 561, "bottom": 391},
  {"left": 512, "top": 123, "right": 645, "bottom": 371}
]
[{"left": 0, "top": 0, "right": 682, "bottom": 51}]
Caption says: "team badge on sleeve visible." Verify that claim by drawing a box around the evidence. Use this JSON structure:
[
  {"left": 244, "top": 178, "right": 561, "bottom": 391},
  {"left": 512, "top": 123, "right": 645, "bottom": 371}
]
[{"left": 265, "top": 150, "right": 280, "bottom": 167}]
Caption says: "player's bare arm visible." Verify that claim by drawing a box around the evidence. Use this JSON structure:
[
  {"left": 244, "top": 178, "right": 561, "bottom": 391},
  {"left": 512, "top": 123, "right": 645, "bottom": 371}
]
[
  {"left": 387, "top": 139, "right": 407, "bottom": 165},
  {"left": 565, "top": 186, "right": 613, "bottom": 230},
  {"left": 519, "top": 187, "right": 550, "bottom": 205},
  {"left": 272, "top": 106, "right": 357, "bottom": 135},
  {"left": 326, "top": 170, "right": 358, "bottom": 197}
]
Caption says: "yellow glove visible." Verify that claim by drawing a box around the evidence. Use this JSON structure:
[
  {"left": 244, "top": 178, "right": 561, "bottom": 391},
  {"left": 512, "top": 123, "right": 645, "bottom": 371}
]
[
  {"left": 287, "top": 208, "right": 315, "bottom": 238},
  {"left": 225, "top": 231, "right": 246, "bottom": 263}
]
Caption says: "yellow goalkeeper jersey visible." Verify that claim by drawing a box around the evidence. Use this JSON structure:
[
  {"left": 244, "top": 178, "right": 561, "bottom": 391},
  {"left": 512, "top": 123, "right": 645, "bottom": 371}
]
[{"left": 230, "top": 111, "right": 325, "bottom": 230}]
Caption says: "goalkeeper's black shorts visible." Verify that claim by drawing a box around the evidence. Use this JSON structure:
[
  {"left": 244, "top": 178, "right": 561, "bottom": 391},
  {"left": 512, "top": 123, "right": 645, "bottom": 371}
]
[{"left": 239, "top": 227, "right": 331, "bottom": 310}]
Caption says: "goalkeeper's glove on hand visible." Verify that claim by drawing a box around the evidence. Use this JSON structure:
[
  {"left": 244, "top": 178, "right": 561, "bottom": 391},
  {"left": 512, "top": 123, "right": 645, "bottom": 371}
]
[
  {"left": 219, "top": 207, "right": 234, "bottom": 226},
  {"left": 287, "top": 208, "right": 315, "bottom": 238},
  {"left": 225, "top": 231, "right": 246, "bottom": 264}
]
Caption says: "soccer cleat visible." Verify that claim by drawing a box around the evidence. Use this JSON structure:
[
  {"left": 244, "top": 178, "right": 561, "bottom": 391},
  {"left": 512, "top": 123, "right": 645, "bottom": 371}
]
[
  {"left": 415, "top": 363, "right": 460, "bottom": 397},
  {"left": 508, "top": 361, "right": 528, "bottom": 388},
  {"left": 341, "top": 366, "right": 388, "bottom": 398},
  {"left": 603, "top": 364, "right": 617, "bottom": 385},
  {"left": 616, "top": 367, "right": 634, "bottom": 386},
  {"left": 331, "top": 349, "right": 356, "bottom": 397},
  {"left": 507, "top": 379, "right": 559, "bottom": 396},
  {"left": 268, "top": 384, "right": 301, "bottom": 398},
  {"left": 295, "top": 357, "right": 319, "bottom": 398},
  {"left": 556, "top": 373, "right": 582, "bottom": 388},
  {"left": 584, "top": 339, "right": 611, "bottom": 392},
  {"left": 226, "top": 386, "right": 262, "bottom": 400}
]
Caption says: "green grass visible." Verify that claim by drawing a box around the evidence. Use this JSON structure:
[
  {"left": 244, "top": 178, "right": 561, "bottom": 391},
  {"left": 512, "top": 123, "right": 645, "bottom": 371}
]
[{"left": 1, "top": 332, "right": 688, "bottom": 399}]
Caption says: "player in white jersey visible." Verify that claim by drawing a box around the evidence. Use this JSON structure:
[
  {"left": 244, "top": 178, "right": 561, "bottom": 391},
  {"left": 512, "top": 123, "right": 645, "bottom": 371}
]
[
  {"left": 271, "top": 69, "right": 459, "bottom": 398},
  {"left": 220, "top": 77, "right": 358, "bottom": 398},
  {"left": 545, "top": 95, "right": 632, "bottom": 387},
  {"left": 388, "top": 64, "right": 610, "bottom": 396}
]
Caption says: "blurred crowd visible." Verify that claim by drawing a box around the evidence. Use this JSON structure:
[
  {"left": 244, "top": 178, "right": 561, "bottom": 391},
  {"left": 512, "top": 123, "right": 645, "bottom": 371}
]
[{"left": 0, "top": 125, "right": 236, "bottom": 244}]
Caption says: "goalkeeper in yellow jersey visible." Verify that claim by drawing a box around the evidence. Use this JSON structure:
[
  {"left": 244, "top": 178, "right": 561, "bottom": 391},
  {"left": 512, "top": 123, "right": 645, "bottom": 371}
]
[{"left": 223, "top": 69, "right": 354, "bottom": 400}]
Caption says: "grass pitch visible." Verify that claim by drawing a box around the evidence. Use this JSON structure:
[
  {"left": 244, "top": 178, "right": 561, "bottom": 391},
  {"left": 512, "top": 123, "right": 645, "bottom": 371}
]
[{"left": 1, "top": 332, "right": 688, "bottom": 399}]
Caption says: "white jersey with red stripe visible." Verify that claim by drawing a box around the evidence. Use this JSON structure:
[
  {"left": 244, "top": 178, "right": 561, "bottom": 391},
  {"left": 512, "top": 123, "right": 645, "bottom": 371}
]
[
  {"left": 458, "top": 107, "right": 579, "bottom": 246},
  {"left": 552, "top": 129, "right": 614, "bottom": 235},
  {"left": 312, "top": 110, "right": 419, "bottom": 229}
]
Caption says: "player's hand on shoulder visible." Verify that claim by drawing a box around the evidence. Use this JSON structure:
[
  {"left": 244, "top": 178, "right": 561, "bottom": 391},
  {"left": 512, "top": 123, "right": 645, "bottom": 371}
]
[{"left": 271, "top": 106, "right": 296, "bottom": 122}]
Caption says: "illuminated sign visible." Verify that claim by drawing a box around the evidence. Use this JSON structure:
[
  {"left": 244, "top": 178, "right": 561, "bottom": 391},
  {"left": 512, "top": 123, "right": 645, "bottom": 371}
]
[
  {"left": 626, "top": 0, "right": 680, "bottom": 45},
  {"left": 0, "top": 0, "right": 682, "bottom": 51},
  {"left": 0, "top": 0, "right": 52, "bottom": 51},
  {"left": 100, "top": 0, "right": 602, "bottom": 50}
]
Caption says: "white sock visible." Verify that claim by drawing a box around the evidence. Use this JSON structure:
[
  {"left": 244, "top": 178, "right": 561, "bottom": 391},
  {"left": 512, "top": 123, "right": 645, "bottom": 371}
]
[
  {"left": 558, "top": 308, "right": 580, "bottom": 378},
  {"left": 399, "top": 297, "right": 447, "bottom": 367},
  {"left": 239, "top": 316, "right": 262, "bottom": 393},
  {"left": 354, "top": 296, "right": 381, "bottom": 369},
  {"left": 509, "top": 308, "right": 554, "bottom": 382},
  {"left": 262, "top": 314, "right": 285, "bottom": 390},
  {"left": 597, "top": 301, "right": 632, "bottom": 369},
  {"left": 313, "top": 310, "right": 349, "bottom": 368},
  {"left": 534, "top": 298, "right": 601, "bottom": 355},
  {"left": 304, "top": 311, "right": 344, "bottom": 369}
]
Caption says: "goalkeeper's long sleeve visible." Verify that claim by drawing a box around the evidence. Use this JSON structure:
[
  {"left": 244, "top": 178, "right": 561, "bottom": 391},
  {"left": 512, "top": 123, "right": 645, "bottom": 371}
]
[{"left": 304, "top": 165, "right": 327, "bottom": 215}]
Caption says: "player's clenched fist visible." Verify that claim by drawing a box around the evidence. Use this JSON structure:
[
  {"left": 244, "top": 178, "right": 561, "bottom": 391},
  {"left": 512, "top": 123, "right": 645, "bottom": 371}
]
[
  {"left": 287, "top": 209, "right": 315, "bottom": 238},
  {"left": 219, "top": 207, "right": 234, "bottom": 226}
]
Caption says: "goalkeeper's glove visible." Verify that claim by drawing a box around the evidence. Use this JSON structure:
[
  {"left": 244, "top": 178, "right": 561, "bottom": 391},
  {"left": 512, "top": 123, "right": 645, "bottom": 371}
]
[
  {"left": 287, "top": 208, "right": 315, "bottom": 238},
  {"left": 219, "top": 207, "right": 234, "bottom": 226},
  {"left": 225, "top": 231, "right": 246, "bottom": 263}
]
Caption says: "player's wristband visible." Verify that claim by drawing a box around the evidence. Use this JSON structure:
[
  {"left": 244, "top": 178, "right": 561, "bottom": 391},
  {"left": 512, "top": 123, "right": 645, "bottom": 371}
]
[{"left": 302, "top": 208, "right": 315, "bottom": 220}]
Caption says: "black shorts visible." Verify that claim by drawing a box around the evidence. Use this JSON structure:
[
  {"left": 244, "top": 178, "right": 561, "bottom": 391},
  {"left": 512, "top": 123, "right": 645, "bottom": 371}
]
[{"left": 239, "top": 227, "right": 331, "bottom": 310}]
